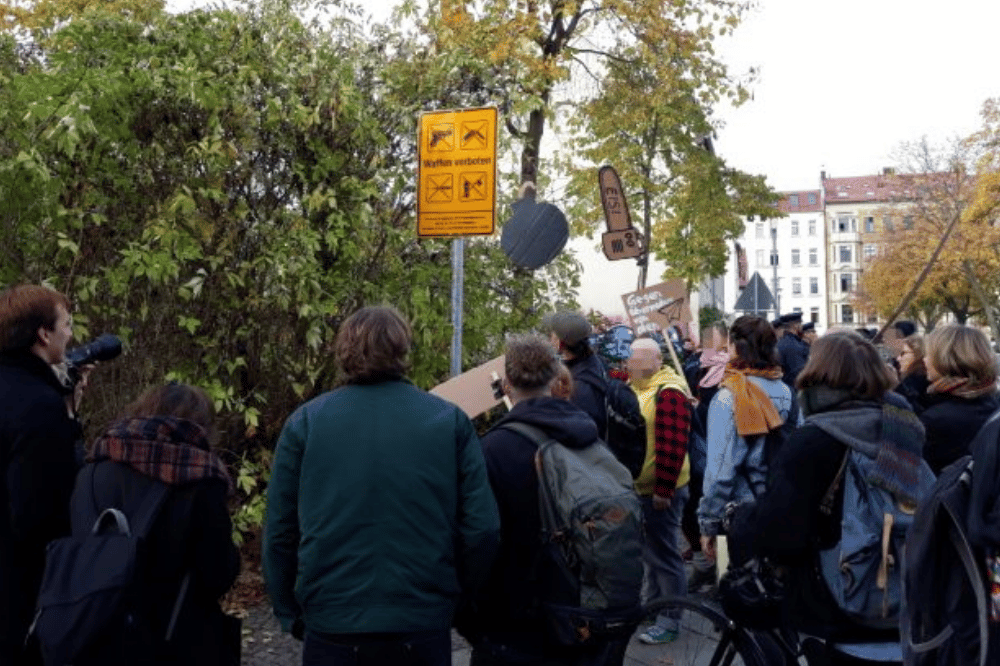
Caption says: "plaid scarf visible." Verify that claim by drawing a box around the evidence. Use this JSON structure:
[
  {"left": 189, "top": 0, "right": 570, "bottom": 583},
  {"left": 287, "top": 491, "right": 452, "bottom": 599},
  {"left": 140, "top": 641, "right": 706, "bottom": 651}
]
[
  {"left": 89, "top": 416, "right": 232, "bottom": 493},
  {"left": 928, "top": 375, "right": 999, "bottom": 400},
  {"left": 720, "top": 364, "right": 785, "bottom": 437}
]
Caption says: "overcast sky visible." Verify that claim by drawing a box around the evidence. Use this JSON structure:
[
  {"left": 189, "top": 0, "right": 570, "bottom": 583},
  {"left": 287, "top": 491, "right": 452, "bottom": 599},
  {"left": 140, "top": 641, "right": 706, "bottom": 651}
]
[
  {"left": 166, "top": 0, "right": 1000, "bottom": 316},
  {"left": 713, "top": 0, "right": 1000, "bottom": 192}
]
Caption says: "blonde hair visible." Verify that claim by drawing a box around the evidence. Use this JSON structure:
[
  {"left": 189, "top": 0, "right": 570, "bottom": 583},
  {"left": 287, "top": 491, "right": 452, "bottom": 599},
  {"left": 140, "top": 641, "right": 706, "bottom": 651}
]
[{"left": 925, "top": 325, "right": 997, "bottom": 385}]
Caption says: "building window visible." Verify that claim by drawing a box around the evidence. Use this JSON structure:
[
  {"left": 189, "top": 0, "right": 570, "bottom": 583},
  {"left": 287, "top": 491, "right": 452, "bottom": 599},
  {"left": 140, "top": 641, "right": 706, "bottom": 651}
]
[
  {"left": 839, "top": 245, "right": 852, "bottom": 263},
  {"left": 792, "top": 249, "right": 800, "bottom": 266},
  {"left": 791, "top": 220, "right": 799, "bottom": 236},
  {"left": 867, "top": 312, "right": 879, "bottom": 324},
  {"left": 789, "top": 194, "right": 799, "bottom": 207},
  {"left": 836, "top": 216, "right": 851, "bottom": 233},
  {"left": 808, "top": 193, "right": 817, "bottom": 205},
  {"left": 884, "top": 216, "right": 894, "bottom": 232},
  {"left": 810, "top": 277, "right": 819, "bottom": 294},
  {"left": 756, "top": 222, "right": 764, "bottom": 238},
  {"left": 904, "top": 215, "right": 914, "bottom": 229},
  {"left": 841, "top": 304, "right": 854, "bottom": 324},
  {"left": 756, "top": 249, "right": 765, "bottom": 266},
  {"left": 840, "top": 273, "right": 853, "bottom": 293},
  {"left": 810, "top": 307, "right": 819, "bottom": 323},
  {"left": 809, "top": 219, "right": 816, "bottom": 235},
  {"left": 865, "top": 216, "right": 875, "bottom": 233},
  {"left": 864, "top": 244, "right": 877, "bottom": 259},
  {"left": 809, "top": 248, "right": 818, "bottom": 265},
  {"left": 792, "top": 278, "right": 802, "bottom": 295}
]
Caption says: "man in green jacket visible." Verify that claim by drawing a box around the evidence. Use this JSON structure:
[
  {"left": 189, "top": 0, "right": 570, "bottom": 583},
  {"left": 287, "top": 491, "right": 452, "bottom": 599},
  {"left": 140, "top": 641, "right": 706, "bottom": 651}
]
[{"left": 264, "top": 306, "right": 500, "bottom": 666}]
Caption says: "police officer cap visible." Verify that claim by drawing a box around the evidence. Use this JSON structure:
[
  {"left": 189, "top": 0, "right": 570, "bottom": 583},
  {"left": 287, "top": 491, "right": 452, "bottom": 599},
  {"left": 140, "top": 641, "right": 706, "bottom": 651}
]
[
  {"left": 543, "top": 311, "right": 592, "bottom": 346},
  {"left": 801, "top": 322, "right": 816, "bottom": 333},
  {"left": 779, "top": 312, "right": 803, "bottom": 325},
  {"left": 770, "top": 317, "right": 783, "bottom": 328}
]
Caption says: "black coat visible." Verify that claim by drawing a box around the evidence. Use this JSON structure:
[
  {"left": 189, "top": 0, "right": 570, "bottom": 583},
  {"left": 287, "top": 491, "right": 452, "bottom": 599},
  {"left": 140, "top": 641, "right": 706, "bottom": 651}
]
[
  {"left": 0, "top": 351, "right": 81, "bottom": 661},
  {"left": 70, "top": 460, "right": 241, "bottom": 666},
  {"left": 732, "top": 418, "right": 899, "bottom": 643},
  {"left": 920, "top": 391, "right": 1000, "bottom": 475},
  {"left": 895, "top": 371, "right": 930, "bottom": 414},
  {"left": 776, "top": 332, "right": 809, "bottom": 388},
  {"left": 565, "top": 353, "right": 607, "bottom": 436},
  {"left": 472, "top": 397, "right": 600, "bottom": 656}
]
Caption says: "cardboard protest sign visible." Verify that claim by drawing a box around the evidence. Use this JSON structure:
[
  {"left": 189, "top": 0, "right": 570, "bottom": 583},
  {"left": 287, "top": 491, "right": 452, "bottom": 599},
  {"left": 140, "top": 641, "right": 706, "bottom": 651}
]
[
  {"left": 429, "top": 355, "right": 509, "bottom": 418},
  {"left": 621, "top": 280, "right": 691, "bottom": 337}
]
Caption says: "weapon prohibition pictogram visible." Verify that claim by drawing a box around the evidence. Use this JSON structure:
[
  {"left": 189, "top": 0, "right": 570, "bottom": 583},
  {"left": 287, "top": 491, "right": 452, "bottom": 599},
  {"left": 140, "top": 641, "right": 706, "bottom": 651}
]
[
  {"left": 426, "top": 174, "right": 454, "bottom": 202},
  {"left": 460, "top": 121, "right": 488, "bottom": 149},
  {"left": 460, "top": 172, "right": 487, "bottom": 201},
  {"left": 428, "top": 123, "right": 454, "bottom": 151}
]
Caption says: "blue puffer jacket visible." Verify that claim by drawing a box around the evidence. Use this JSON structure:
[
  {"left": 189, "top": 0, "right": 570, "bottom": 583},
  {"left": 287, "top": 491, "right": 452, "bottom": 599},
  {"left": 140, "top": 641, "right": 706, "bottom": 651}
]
[{"left": 698, "top": 375, "right": 796, "bottom": 536}]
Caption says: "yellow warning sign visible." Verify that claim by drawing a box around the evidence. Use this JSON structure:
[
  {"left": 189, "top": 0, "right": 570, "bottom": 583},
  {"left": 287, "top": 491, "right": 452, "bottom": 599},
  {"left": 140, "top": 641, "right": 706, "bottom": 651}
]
[{"left": 418, "top": 107, "right": 497, "bottom": 237}]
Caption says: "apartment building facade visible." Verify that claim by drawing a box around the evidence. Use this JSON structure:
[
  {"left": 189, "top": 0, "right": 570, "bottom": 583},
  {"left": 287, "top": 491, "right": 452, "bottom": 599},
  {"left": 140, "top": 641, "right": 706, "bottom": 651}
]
[
  {"left": 715, "top": 190, "right": 829, "bottom": 328},
  {"left": 708, "top": 171, "right": 920, "bottom": 332},
  {"left": 823, "top": 172, "right": 916, "bottom": 329}
]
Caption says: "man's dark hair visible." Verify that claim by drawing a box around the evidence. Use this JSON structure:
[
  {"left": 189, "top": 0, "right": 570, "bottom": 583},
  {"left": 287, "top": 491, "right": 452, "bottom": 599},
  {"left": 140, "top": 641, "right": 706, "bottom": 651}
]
[
  {"left": 0, "top": 284, "right": 70, "bottom": 353},
  {"left": 335, "top": 306, "right": 411, "bottom": 384},
  {"left": 729, "top": 315, "right": 779, "bottom": 370},
  {"left": 505, "top": 335, "right": 561, "bottom": 392}
]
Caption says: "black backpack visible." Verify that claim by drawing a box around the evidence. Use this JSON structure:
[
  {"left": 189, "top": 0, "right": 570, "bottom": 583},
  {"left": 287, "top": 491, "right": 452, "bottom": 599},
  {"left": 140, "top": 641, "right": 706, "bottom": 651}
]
[
  {"left": 577, "top": 373, "right": 646, "bottom": 478},
  {"left": 29, "top": 469, "right": 190, "bottom": 666},
  {"left": 902, "top": 454, "right": 993, "bottom": 666}
]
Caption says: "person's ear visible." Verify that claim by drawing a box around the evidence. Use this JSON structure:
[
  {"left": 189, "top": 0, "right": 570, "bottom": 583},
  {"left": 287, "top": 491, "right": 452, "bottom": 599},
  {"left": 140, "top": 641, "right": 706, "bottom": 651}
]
[{"left": 36, "top": 325, "right": 51, "bottom": 348}]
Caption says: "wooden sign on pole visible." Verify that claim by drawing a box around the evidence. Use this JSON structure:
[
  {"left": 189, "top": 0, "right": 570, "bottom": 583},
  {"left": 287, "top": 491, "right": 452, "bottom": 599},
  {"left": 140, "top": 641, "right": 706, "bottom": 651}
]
[
  {"left": 621, "top": 280, "right": 691, "bottom": 337},
  {"left": 598, "top": 166, "right": 644, "bottom": 260}
]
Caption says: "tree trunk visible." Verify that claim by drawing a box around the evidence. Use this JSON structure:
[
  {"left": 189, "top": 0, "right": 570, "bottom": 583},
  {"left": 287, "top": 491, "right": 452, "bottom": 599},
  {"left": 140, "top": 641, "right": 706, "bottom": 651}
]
[
  {"left": 962, "top": 260, "right": 1000, "bottom": 341},
  {"left": 519, "top": 104, "right": 547, "bottom": 186}
]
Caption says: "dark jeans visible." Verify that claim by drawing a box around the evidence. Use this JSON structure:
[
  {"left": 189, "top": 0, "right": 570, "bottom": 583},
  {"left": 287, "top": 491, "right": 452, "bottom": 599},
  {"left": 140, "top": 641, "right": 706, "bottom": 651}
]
[
  {"left": 302, "top": 629, "right": 451, "bottom": 666},
  {"left": 681, "top": 471, "right": 704, "bottom": 552}
]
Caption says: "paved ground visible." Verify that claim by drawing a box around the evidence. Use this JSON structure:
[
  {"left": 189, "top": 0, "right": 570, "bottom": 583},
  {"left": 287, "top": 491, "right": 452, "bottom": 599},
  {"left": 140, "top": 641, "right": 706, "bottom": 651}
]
[{"left": 240, "top": 595, "right": 745, "bottom": 666}]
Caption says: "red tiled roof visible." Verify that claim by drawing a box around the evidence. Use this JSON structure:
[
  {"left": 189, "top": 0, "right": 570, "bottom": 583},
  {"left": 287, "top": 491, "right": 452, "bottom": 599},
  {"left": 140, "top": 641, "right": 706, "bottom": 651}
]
[
  {"left": 822, "top": 174, "right": 921, "bottom": 203},
  {"left": 776, "top": 190, "right": 823, "bottom": 213}
]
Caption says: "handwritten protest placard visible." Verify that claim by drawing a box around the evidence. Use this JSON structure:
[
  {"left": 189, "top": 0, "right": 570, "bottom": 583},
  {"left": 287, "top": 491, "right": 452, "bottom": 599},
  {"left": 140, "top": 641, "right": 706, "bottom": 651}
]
[{"left": 621, "top": 280, "right": 690, "bottom": 337}]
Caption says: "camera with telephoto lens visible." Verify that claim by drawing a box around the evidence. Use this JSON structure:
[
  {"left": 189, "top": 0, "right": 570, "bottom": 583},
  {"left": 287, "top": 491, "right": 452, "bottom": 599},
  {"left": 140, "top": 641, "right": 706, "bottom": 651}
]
[{"left": 65, "top": 333, "right": 122, "bottom": 386}]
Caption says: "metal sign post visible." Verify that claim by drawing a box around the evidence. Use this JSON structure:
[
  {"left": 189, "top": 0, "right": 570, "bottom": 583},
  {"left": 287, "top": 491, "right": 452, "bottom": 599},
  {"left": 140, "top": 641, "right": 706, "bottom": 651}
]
[
  {"left": 416, "top": 107, "right": 498, "bottom": 378},
  {"left": 450, "top": 238, "right": 465, "bottom": 377}
]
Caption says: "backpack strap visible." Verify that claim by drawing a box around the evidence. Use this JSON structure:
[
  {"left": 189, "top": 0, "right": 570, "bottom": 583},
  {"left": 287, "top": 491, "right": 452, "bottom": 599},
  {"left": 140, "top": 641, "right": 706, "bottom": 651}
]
[
  {"left": 495, "top": 422, "right": 565, "bottom": 536},
  {"left": 945, "top": 462, "right": 989, "bottom": 666},
  {"left": 819, "top": 448, "right": 851, "bottom": 517}
]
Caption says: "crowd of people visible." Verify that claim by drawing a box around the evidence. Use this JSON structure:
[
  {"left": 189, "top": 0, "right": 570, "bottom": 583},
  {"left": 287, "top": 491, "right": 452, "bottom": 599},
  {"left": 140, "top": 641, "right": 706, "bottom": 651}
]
[{"left": 3, "top": 281, "right": 1000, "bottom": 666}]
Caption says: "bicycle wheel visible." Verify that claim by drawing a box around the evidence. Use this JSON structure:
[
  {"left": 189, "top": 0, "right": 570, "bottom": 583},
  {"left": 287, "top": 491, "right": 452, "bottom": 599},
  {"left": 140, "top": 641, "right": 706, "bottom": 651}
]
[{"left": 639, "top": 596, "right": 790, "bottom": 666}]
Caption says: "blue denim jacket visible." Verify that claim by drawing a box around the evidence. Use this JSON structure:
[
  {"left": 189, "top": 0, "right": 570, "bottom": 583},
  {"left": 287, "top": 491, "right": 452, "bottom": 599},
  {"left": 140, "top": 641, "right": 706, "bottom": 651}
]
[{"left": 697, "top": 375, "right": 796, "bottom": 536}]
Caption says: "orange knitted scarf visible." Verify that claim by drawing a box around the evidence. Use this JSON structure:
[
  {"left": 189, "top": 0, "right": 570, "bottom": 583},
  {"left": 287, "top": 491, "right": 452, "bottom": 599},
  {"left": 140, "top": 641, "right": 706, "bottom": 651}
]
[{"left": 720, "top": 365, "right": 785, "bottom": 437}]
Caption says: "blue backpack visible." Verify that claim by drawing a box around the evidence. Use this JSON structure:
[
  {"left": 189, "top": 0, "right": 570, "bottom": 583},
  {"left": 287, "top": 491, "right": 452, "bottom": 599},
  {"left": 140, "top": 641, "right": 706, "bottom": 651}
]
[{"left": 815, "top": 427, "right": 936, "bottom": 630}]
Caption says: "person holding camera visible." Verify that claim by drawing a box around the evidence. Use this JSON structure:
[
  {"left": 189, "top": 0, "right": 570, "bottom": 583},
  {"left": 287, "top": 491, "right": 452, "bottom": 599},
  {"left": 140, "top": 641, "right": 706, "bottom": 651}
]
[{"left": 0, "top": 285, "right": 86, "bottom": 665}]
